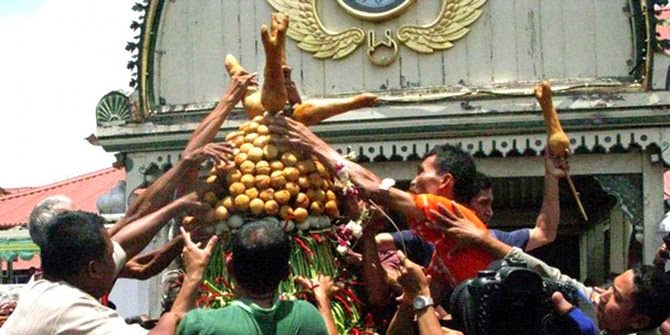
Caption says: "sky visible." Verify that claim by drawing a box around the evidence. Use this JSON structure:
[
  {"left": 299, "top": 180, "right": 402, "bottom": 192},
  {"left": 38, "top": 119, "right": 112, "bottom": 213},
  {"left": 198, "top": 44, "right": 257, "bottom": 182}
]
[{"left": 0, "top": 0, "right": 137, "bottom": 188}]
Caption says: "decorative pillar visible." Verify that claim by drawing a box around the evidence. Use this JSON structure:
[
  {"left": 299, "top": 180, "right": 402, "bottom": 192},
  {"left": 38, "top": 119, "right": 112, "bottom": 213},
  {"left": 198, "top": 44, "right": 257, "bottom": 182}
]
[{"left": 642, "top": 151, "right": 665, "bottom": 264}]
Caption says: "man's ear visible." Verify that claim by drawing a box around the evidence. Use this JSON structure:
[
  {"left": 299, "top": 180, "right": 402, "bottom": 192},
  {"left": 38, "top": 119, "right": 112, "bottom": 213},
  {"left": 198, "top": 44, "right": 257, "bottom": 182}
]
[
  {"left": 439, "top": 173, "right": 454, "bottom": 194},
  {"left": 630, "top": 313, "right": 650, "bottom": 330},
  {"left": 87, "top": 260, "right": 103, "bottom": 278}
]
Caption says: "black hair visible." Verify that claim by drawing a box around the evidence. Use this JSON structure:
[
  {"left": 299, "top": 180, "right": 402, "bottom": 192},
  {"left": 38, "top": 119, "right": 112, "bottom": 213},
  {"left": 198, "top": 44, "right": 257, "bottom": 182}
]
[
  {"left": 423, "top": 144, "right": 477, "bottom": 204},
  {"left": 41, "top": 211, "right": 107, "bottom": 280},
  {"left": 474, "top": 171, "right": 492, "bottom": 191},
  {"left": 464, "top": 171, "right": 494, "bottom": 204},
  {"left": 632, "top": 264, "right": 670, "bottom": 330},
  {"left": 231, "top": 220, "right": 290, "bottom": 295}
]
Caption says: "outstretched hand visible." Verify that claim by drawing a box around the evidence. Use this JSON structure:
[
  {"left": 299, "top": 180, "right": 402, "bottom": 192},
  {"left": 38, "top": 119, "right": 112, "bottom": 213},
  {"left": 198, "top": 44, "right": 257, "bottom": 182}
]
[
  {"left": 427, "top": 202, "right": 487, "bottom": 253},
  {"left": 551, "top": 292, "right": 574, "bottom": 315},
  {"left": 269, "top": 114, "right": 325, "bottom": 153},
  {"left": 294, "top": 274, "right": 339, "bottom": 304},
  {"left": 283, "top": 65, "right": 302, "bottom": 105},
  {"left": 179, "top": 226, "right": 218, "bottom": 278},
  {"left": 222, "top": 71, "right": 258, "bottom": 106},
  {"left": 396, "top": 251, "right": 431, "bottom": 305},
  {"left": 174, "top": 192, "right": 210, "bottom": 217},
  {"left": 183, "top": 142, "right": 235, "bottom": 167},
  {"left": 551, "top": 292, "right": 599, "bottom": 335},
  {"left": 545, "top": 147, "right": 569, "bottom": 179}
]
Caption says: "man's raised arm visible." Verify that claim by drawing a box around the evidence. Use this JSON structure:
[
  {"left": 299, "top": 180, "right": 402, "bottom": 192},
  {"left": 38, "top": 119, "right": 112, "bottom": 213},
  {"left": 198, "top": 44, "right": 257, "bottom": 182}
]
[
  {"left": 117, "top": 235, "right": 184, "bottom": 280},
  {"left": 269, "top": 115, "right": 424, "bottom": 220},
  {"left": 111, "top": 192, "right": 206, "bottom": 261},
  {"left": 526, "top": 149, "right": 567, "bottom": 251},
  {"left": 176, "top": 71, "right": 257, "bottom": 198},
  {"left": 109, "top": 69, "right": 255, "bottom": 237}
]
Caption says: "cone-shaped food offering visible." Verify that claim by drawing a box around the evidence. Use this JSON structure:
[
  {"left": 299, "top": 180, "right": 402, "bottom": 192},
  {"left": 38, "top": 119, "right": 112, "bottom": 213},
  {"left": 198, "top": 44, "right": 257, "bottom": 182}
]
[
  {"left": 535, "top": 81, "right": 570, "bottom": 158},
  {"left": 535, "top": 81, "right": 588, "bottom": 221},
  {"left": 260, "top": 13, "right": 288, "bottom": 113},
  {"left": 202, "top": 115, "right": 340, "bottom": 231}
]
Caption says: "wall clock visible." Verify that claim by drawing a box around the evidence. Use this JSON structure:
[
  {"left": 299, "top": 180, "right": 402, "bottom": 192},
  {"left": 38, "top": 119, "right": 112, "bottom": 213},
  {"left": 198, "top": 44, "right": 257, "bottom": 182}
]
[{"left": 336, "top": 0, "right": 415, "bottom": 22}]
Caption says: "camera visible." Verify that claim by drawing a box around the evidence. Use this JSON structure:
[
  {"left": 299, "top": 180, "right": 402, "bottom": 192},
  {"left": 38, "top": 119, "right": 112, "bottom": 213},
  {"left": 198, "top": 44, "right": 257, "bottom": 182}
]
[{"left": 449, "top": 258, "right": 591, "bottom": 335}]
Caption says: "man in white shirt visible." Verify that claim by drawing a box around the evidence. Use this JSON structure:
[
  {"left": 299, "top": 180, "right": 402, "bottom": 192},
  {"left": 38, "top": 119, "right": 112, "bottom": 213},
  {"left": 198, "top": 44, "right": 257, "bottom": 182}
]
[{"left": 1, "top": 200, "right": 217, "bottom": 334}]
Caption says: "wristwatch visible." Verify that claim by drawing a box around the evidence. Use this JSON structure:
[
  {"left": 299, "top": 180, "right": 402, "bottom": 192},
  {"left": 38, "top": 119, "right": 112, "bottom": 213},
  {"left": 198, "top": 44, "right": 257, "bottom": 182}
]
[
  {"left": 379, "top": 178, "right": 395, "bottom": 191},
  {"left": 412, "top": 295, "right": 434, "bottom": 311}
]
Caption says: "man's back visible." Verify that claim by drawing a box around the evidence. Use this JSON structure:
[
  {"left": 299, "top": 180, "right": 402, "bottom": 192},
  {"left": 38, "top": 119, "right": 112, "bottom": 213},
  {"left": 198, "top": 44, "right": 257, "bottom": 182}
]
[
  {"left": 178, "top": 298, "right": 328, "bottom": 335},
  {"left": 1, "top": 278, "right": 146, "bottom": 335}
]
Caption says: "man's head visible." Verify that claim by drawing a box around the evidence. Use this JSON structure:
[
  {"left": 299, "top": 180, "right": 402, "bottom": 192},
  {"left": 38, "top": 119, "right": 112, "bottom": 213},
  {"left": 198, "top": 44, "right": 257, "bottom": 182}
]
[
  {"left": 28, "top": 195, "right": 74, "bottom": 248},
  {"left": 409, "top": 144, "right": 476, "bottom": 204},
  {"left": 41, "top": 211, "right": 117, "bottom": 298},
  {"left": 468, "top": 172, "right": 494, "bottom": 224},
  {"left": 230, "top": 220, "right": 290, "bottom": 296},
  {"left": 596, "top": 265, "right": 670, "bottom": 333}
]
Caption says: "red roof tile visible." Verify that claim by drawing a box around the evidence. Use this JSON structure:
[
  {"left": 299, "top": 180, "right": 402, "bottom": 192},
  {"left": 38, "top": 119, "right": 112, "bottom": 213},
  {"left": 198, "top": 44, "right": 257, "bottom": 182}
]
[
  {"left": 0, "top": 187, "right": 35, "bottom": 196},
  {"left": 0, "top": 168, "right": 126, "bottom": 229}
]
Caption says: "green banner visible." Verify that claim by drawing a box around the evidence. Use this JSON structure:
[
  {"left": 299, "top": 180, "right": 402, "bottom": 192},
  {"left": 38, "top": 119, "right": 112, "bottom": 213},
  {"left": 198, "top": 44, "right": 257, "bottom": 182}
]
[{"left": 0, "top": 237, "right": 39, "bottom": 262}]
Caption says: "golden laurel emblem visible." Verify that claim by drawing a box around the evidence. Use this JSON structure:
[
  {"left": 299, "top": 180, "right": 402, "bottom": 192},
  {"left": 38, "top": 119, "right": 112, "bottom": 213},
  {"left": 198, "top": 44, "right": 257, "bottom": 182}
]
[{"left": 267, "top": 0, "right": 487, "bottom": 66}]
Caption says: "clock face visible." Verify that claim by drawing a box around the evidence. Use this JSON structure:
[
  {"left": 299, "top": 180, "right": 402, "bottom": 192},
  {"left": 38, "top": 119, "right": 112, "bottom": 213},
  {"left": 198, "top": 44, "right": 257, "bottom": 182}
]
[{"left": 337, "top": 0, "right": 415, "bottom": 22}]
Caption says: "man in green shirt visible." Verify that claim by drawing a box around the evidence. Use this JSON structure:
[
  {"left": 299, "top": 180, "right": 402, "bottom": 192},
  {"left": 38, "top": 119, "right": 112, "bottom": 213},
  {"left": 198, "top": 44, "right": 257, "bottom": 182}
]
[{"left": 178, "top": 220, "right": 329, "bottom": 335}]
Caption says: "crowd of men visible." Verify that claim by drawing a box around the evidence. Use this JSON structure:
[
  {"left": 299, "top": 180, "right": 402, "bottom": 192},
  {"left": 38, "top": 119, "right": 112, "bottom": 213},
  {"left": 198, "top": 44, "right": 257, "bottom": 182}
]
[{"left": 2, "top": 67, "right": 670, "bottom": 335}]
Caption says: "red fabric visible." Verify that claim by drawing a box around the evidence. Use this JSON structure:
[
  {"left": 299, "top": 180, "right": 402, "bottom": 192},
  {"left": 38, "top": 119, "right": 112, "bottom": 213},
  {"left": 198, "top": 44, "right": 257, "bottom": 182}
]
[
  {"left": 409, "top": 194, "right": 494, "bottom": 286},
  {"left": 0, "top": 168, "right": 125, "bottom": 229}
]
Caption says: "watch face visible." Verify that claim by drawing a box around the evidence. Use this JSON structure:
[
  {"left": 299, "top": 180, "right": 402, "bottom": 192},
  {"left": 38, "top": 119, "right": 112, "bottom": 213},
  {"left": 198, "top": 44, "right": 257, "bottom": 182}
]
[
  {"left": 412, "top": 296, "right": 433, "bottom": 311},
  {"left": 337, "top": 0, "right": 414, "bottom": 22},
  {"left": 413, "top": 298, "right": 426, "bottom": 310}
]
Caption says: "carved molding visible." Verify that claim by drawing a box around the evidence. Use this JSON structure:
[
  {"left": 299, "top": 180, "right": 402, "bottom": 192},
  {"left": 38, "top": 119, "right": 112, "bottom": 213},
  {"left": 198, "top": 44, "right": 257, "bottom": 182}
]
[
  {"left": 96, "top": 91, "right": 132, "bottom": 126},
  {"left": 329, "top": 127, "right": 670, "bottom": 165}
]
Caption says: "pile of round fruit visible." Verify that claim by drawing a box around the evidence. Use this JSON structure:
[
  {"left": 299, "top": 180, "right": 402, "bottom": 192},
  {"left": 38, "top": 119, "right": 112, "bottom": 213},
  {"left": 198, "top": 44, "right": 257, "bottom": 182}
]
[{"left": 198, "top": 114, "right": 340, "bottom": 232}]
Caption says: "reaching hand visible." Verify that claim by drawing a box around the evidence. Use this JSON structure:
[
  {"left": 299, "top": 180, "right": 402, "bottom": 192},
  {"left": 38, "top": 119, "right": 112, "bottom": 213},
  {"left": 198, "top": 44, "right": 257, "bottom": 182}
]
[
  {"left": 551, "top": 292, "right": 599, "bottom": 335},
  {"left": 179, "top": 226, "right": 218, "bottom": 278},
  {"left": 551, "top": 292, "right": 574, "bottom": 315},
  {"left": 294, "top": 274, "right": 339, "bottom": 304},
  {"left": 442, "top": 327, "right": 464, "bottom": 335},
  {"left": 269, "top": 114, "right": 325, "bottom": 153},
  {"left": 545, "top": 147, "right": 569, "bottom": 179},
  {"left": 427, "top": 202, "right": 487, "bottom": 254},
  {"left": 187, "top": 225, "right": 217, "bottom": 244},
  {"left": 174, "top": 192, "right": 210, "bottom": 217},
  {"left": 183, "top": 142, "right": 235, "bottom": 167},
  {"left": 222, "top": 71, "right": 258, "bottom": 106},
  {"left": 283, "top": 65, "right": 302, "bottom": 105},
  {"left": 396, "top": 251, "right": 431, "bottom": 305}
]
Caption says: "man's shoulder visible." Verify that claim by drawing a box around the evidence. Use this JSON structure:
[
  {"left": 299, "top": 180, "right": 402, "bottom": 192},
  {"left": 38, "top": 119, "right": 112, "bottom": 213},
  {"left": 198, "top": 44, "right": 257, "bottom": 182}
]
[
  {"left": 183, "top": 306, "right": 231, "bottom": 321},
  {"left": 179, "top": 307, "right": 234, "bottom": 334},
  {"left": 1, "top": 280, "right": 97, "bottom": 335},
  {"left": 490, "top": 228, "right": 530, "bottom": 249},
  {"left": 280, "top": 300, "right": 328, "bottom": 333},
  {"left": 286, "top": 299, "right": 321, "bottom": 314},
  {"left": 20, "top": 279, "right": 83, "bottom": 306}
]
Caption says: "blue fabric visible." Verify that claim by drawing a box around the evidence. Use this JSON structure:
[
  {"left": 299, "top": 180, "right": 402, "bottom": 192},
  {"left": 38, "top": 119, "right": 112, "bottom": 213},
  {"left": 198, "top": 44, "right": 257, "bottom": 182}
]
[
  {"left": 390, "top": 230, "right": 434, "bottom": 267},
  {"left": 490, "top": 228, "right": 530, "bottom": 250},
  {"left": 562, "top": 306, "right": 599, "bottom": 335},
  {"left": 391, "top": 228, "right": 531, "bottom": 267}
]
